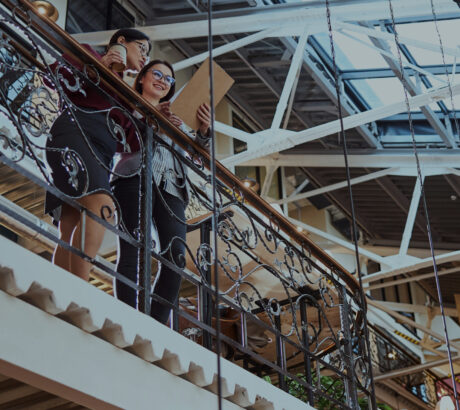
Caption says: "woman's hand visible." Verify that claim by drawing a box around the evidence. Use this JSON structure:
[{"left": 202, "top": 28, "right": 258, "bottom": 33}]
[
  {"left": 100, "top": 49, "right": 124, "bottom": 71},
  {"left": 157, "top": 101, "right": 172, "bottom": 117},
  {"left": 157, "top": 102, "right": 183, "bottom": 127},
  {"left": 197, "top": 103, "right": 211, "bottom": 136},
  {"left": 169, "top": 114, "right": 183, "bottom": 127}
]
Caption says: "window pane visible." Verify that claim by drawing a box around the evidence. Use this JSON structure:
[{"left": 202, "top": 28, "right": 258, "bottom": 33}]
[
  {"left": 396, "top": 19, "right": 459, "bottom": 66},
  {"left": 313, "top": 30, "right": 389, "bottom": 70}
]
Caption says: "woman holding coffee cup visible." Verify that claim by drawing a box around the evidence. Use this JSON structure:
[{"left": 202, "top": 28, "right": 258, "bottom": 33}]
[
  {"left": 111, "top": 60, "right": 211, "bottom": 323},
  {"left": 45, "top": 28, "right": 150, "bottom": 281}
]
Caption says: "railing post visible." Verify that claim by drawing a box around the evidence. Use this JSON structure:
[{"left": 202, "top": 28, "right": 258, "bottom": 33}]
[
  {"left": 299, "top": 298, "right": 315, "bottom": 406},
  {"left": 199, "top": 221, "right": 213, "bottom": 349},
  {"left": 138, "top": 126, "right": 153, "bottom": 314},
  {"left": 339, "top": 284, "right": 359, "bottom": 409},
  {"left": 274, "top": 314, "right": 287, "bottom": 392}
]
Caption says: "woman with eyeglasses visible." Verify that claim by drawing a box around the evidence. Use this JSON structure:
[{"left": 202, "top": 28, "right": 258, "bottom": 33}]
[
  {"left": 45, "top": 28, "right": 150, "bottom": 281},
  {"left": 111, "top": 59, "right": 211, "bottom": 324}
]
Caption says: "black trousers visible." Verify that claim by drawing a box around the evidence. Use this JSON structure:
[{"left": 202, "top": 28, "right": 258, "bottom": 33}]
[{"left": 112, "top": 176, "right": 186, "bottom": 324}]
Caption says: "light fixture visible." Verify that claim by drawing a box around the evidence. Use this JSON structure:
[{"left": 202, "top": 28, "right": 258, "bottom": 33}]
[
  {"left": 32, "top": 1, "right": 59, "bottom": 22},
  {"left": 241, "top": 177, "right": 259, "bottom": 193},
  {"left": 386, "top": 350, "right": 398, "bottom": 360}
]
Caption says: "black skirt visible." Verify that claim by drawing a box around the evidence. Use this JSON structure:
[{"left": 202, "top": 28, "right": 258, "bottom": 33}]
[{"left": 44, "top": 109, "right": 117, "bottom": 222}]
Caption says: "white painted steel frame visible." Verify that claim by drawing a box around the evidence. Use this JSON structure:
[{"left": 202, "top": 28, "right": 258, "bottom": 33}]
[
  {"left": 73, "top": 0, "right": 460, "bottom": 43},
  {"left": 71, "top": 0, "right": 460, "bottom": 368}
]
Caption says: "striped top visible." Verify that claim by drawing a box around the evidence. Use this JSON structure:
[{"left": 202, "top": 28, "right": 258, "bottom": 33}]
[{"left": 111, "top": 122, "right": 209, "bottom": 203}]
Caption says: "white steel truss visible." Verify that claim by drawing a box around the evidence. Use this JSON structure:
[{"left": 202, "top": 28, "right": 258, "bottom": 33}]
[{"left": 69, "top": 0, "right": 460, "bottom": 375}]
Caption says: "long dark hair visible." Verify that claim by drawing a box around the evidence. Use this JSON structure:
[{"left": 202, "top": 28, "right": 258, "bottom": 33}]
[
  {"left": 108, "top": 28, "right": 151, "bottom": 53},
  {"left": 134, "top": 59, "right": 176, "bottom": 102}
]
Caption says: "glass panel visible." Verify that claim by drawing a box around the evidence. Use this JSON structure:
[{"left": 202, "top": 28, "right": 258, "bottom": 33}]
[
  {"left": 433, "top": 74, "right": 460, "bottom": 111},
  {"left": 396, "top": 19, "right": 459, "bottom": 66},
  {"left": 313, "top": 24, "right": 414, "bottom": 71},
  {"left": 313, "top": 30, "right": 389, "bottom": 70},
  {"left": 351, "top": 77, "right": 425, "bottom": 111}
]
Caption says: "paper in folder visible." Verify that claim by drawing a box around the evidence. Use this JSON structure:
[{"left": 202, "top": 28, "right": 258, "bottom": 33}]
[{"left": 171, "top": 58, "right": 234, "bottom": 130}]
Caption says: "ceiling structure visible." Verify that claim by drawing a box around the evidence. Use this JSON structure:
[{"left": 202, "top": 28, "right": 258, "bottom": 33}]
[
  {"left": 70, "top": 0, "right": 460, "bottom": 394},
  {"left": 0, "top": 0, "right": 456, "bottom": 403},
  {"left": 73, "top": 0, "right": 460, "bottom": 255}
]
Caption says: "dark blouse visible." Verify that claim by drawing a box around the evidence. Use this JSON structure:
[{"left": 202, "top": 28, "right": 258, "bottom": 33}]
[{"left": 47, "top": 44, "right": 125, "bottom": 110}]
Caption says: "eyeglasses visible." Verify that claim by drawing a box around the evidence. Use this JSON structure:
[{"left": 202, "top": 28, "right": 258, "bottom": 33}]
[
  {"left": 149, "top": 68, "right": 175, "bottom": 87},
  {"left": 134, "top": 40, "right": 149, "bottom": 58}
]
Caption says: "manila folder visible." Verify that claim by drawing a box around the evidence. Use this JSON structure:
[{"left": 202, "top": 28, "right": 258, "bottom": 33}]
[{"left": 171, "top": 58, "right": 234, "bottom": 130}]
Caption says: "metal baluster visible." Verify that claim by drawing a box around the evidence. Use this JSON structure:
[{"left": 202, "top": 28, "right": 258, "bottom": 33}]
[
  {"left": 299, "top": 298, "right": 314, "bottom": 406},
  {"left": 339, "top": 285, "right": 359, "bottom": 409},
  {"left": 274, "top": 314, "right": 287, "bottom": 391},
  {"left": 80, "top": 209, "right": 86, "bottom": 256},
  {"left": 139, "top": 125, "right": 153, "bottom": 314},
  {"left": 199, "top": 221, "right": 213, "bottom": 349}
]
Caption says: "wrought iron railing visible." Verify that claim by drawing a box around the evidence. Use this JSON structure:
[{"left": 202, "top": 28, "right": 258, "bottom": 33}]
[
  {"left": 0, "top": 0, "right": 376, "bottom": 407},
  {"left": 369, "top": 326, "right": 455, "bottom": 408}
]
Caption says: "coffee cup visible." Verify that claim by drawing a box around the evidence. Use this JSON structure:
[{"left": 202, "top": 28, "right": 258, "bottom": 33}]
[{"left": 109, "top": 43, "right": 127, "bottom": 72}]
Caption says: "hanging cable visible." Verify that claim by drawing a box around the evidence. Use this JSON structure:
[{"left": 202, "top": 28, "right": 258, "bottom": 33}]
[
  {"left": 324, "top": 1, "right": 377, "bottom": 408},
  {"left": 386, "top": 0, "right": 459, "bottom": 407},
  {"left": 206, "top": 0, "right": 223, "bottom": 408},
  {"left": 429, "top": 0, "right": 459, "bottom": 143}
]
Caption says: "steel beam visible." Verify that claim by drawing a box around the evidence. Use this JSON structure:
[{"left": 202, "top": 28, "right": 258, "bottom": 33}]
[
  {"left": 223, "top": 82, "right": 460, "bottom": 167},
  {"left": 281, "top": 38, "right": 381, "bottom": 148},
  {"left": 239, "top": 151, "right": 460, "bottom": 169},
  {"left": 368, "top": 299, "right": 460, "bottom": 351},
  {"left": 374, "top": 356, "right": 460, "bottom": 382},
  {"left": 399, "top": 176, "right": 424, "bottom": 256},
  {"left": 337, "top": 21, "right": 460, "bottom": 59},
  {"left": 173, "top": 28, "right": 278, "bottom": 71},
  {"left": 366, "top": 267, "right": 460, "bottom": 291},
  {"left": 361, "top": 22, "right": 456, "bottom": 148},
  {"left": 444, "top": 175, "right": 460, "bottom": 198},
  {"left": 73, "top": 0, "right": 459, "bottom": 44},
  {"left": 271, "top": 27, "right": 310, "bottom": 130},
  {"left": 341, "top": 64, "right": 460, "bottom": 80},
  {"left": 373, "top": 175, "right": 432, "bottom": 240},
  {"left": 373, "top": 301, "right": 458, "bottom": 317},
  {"left": 273, "top": 167, "right": 398, "bottom": 205},
  {"left": 363, "top": 250, "right": 460, "bottom": 283},
  {"left": 260, "top": 166, "right": 277, "bottom": 198},
  {"left": 223, "top": 35, "right": 316, "bottom": 133},
  {"left": 287, "top": 216, "right": 389, "bottom": 266}
]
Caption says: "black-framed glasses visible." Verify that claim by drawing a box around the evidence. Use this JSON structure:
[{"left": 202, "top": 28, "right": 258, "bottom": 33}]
[
  {"left": 134, "top": 40, "right": 149, "bottom": 57},
  {"left": 149, "top": 69, "right": 175, "bottom": 86}
]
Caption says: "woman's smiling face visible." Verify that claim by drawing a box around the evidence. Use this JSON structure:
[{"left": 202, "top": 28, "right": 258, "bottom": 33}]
[{"left": 141, "top": 63, "right": 174, "bottom": 103}]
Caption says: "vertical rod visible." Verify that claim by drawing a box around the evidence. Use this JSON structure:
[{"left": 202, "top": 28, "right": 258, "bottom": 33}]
[
  {"left": 300, "top": 298, "right": 315, "bottom": 406},
  {"left": 387, "top": 1, "right": 460, "bottom": 406},
  {"left": 240, "top": 311, "right": 248, "bottom": 349},
  {"left": 206, "top": 1, "right": 223, "bottom": 408},
  {"left": 324, "top": 1, "right": 377, "bottom": 408},
  {"left": 139, "top": 126, "right": 154, "bottom": 314},
  {"left": 339, "top": 285, "right": 359, "bottom": 409},
  {"left": 80, "top": 209, "right": 86, "bottom": 255},
  {"left": 274, "top": 314, "right": 287, "bottom": 391},
  {"left": 399, "top": 176, "right": 424, "bottom": 256},
  {"left": 199, "top": 221, "right": 213, "bottom": 349}
]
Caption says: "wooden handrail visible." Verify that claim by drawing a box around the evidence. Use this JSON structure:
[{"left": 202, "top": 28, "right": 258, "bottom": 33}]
[{"left": 2, "top": 0, "right": 360, "bottom": 292}]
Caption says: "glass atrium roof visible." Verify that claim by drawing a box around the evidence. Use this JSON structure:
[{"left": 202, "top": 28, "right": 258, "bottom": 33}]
[{"left": 307, "top": 13, "right": 460, "bottom": 144}]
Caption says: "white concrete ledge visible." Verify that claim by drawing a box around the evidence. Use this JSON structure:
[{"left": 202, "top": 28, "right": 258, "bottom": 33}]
[{"left": 0, "top": 236, "right": 313, "bottom": 410}]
